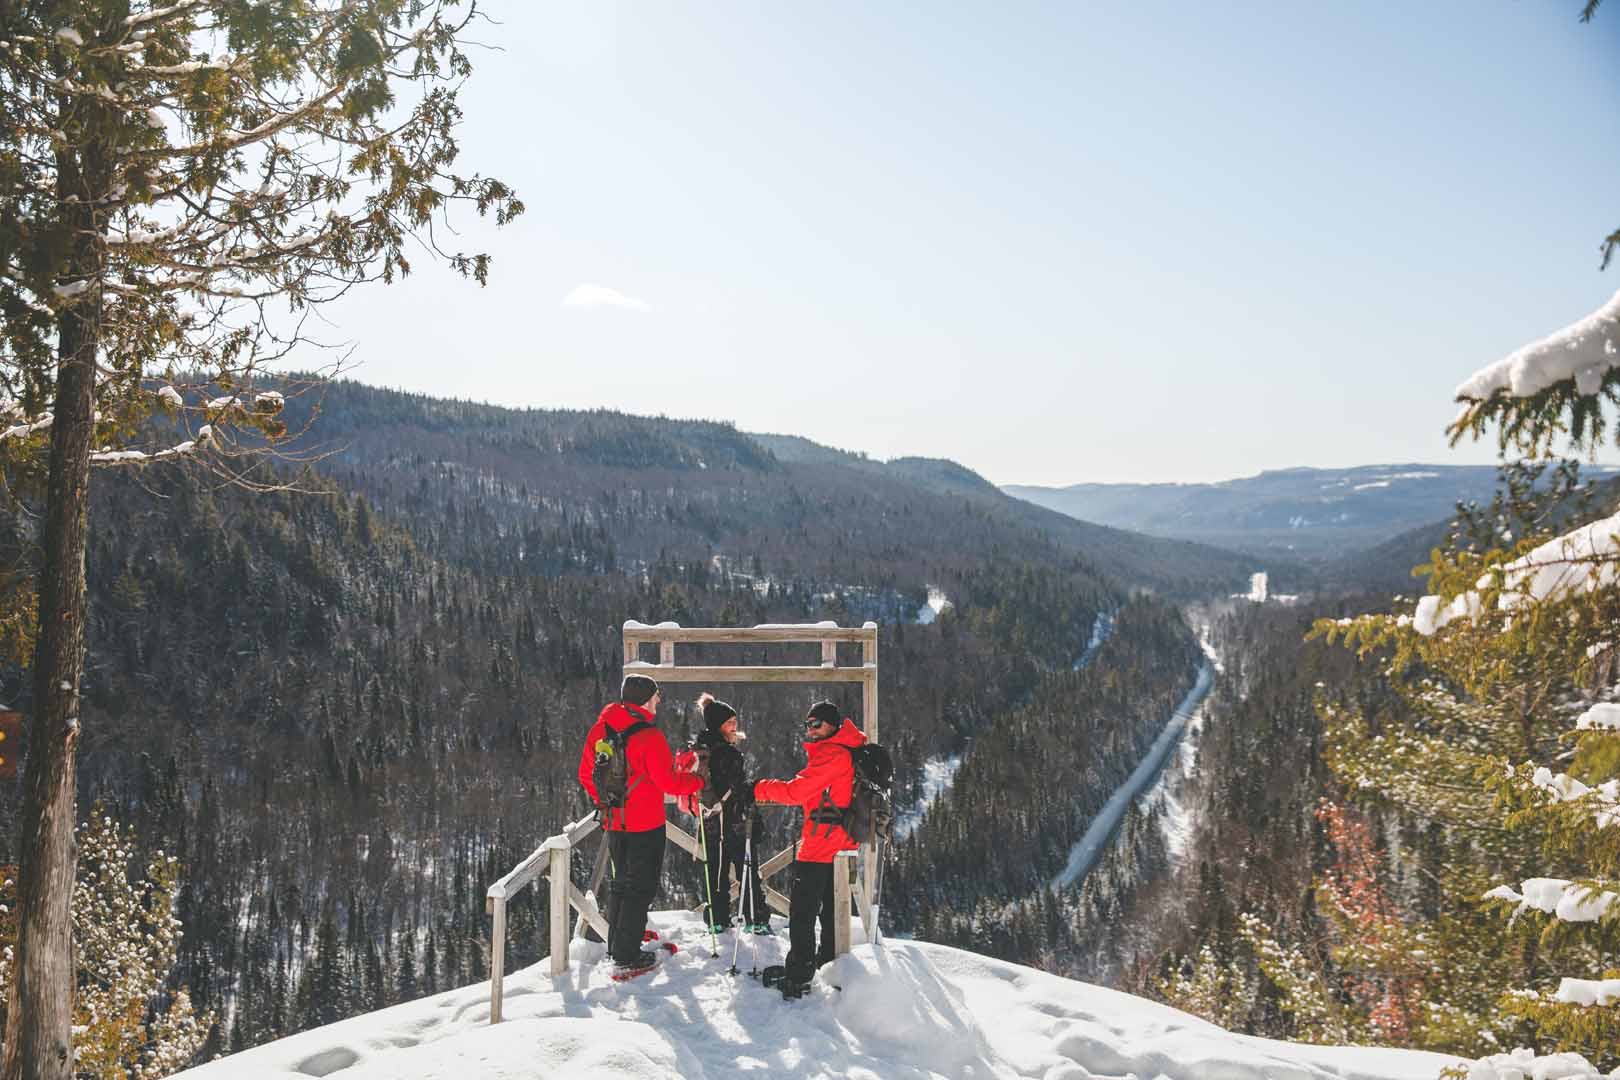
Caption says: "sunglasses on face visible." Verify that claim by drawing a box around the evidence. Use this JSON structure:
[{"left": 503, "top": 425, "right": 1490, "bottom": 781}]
[{"left": 804, "top": 717, "right": 829, "bottom": 730}]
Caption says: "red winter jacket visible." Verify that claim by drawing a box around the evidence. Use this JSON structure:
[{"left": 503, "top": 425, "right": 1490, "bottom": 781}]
[
  {"left": 754, "top": 718, "right": 867, "bottom": 862},
  {"left": 578, "top": 702, "right": 703, "bottom": 831}
]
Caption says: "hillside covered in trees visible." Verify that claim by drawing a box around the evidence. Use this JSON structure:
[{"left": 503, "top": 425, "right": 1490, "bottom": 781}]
[{"left": 0, "top": 382, "right": 1225, "bottom": 1061}]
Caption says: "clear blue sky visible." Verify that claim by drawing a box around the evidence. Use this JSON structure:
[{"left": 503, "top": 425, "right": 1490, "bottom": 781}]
[{"left": 327, "top": 1, "right": 1620, "bottom": 484}]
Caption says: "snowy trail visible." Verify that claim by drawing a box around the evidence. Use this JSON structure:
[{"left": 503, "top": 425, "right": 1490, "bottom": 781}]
[
  {"left": 1052, "top": 659, "right": 1215, "bottom": 889},
  {"left": 175, "top": 909, "right": 1459, "bottom": 1080}
]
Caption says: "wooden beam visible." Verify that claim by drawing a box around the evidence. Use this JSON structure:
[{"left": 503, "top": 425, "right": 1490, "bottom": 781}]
[
  {"left": 623, "top": 627, "right": 877, "bottom": 645},
  {"left": 758, "top": 842, "right": 797, "bottom": 882},
  {"left": 567, "top": 882, "right": 611, "bottom": 942},
  {"left": 549, "top": 847, "right": 570, "bottom": 977},
  {"left": 574, "top": 833, "right": 611, "bottom": 941},
  {"left": 833, "top": 851, "right": 855, "bottom": 957},
  {"left": 623, "top": 665, "right": 874, "bottom": 684},
  {"left": 764, "top": 885, "right": 790, "bottom": 917},
  {"left": 821, "top": 640, "right": 836, "bottom": 667},
  {"left": 489, "top": 896, "right": 507, "bottom": 1024},
  {"left": 666, "top": 820, "right": 703, "bottom": 860}
]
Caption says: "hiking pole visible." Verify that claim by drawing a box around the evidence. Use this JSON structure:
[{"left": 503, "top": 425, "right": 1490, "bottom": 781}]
[
  {"left": 743, "top": 822, "right": 761, "bottom": 979},
  {"left": 696, "top": 803, "right": 719, "bottom": 958},
  {"left": 727, "top": 810, "right": 745, "bottom": 976}
]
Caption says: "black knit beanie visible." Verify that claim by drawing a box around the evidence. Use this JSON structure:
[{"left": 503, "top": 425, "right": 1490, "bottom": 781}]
[
  {"left": 702, "top": 695, "right": 738, "bottom": 733},
  {"left": 621, "top": 673, "right": 660, "bottom": 707},
  {"left": 806, "top": 701, "right": 841, "bottom": 729}
]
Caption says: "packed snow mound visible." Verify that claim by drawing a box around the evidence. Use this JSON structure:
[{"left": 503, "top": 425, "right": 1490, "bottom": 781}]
[{"left": 174, "top": 911, "right": 1464, "bottom": 1080}]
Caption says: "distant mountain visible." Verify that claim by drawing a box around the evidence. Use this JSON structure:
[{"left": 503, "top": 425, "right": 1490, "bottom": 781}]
[
  {"left": 1004, "top": 465, "right": 1537, "bottom": 560},
  {"left": 1321, "top": 471, "right": 1620, "bottom": 596},
  {"left": 268, "top": 387, "right": 1266, "bottom": 599}
]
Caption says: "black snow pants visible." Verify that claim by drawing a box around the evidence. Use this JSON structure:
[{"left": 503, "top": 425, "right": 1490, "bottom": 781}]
[
  {"left": 606, "top": 826, "right": 665, "bottom": 963},
  {"left": 786, "top": 859, "right": 837, "bottom": 981},
  {"left": 701, "top": 807, "right": 765, "bottom": 928}
]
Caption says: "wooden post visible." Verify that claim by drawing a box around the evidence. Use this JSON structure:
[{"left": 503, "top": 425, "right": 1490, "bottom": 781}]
[
  {"left": 549, "top": 846, "right": 570, "bottom": 978},
  {"left": 821, "top": 639, "right": 836, "bottom": 667},
  {"left": 489, "top": 895, "right": 507, "bottom": 1024},
  {"left": 660, "top": 640, "right": 674, "bottom": 666},
  {"left": 862, "top": 653, "right": 879, "bottom": 939},
  {"left": 833, "top": 850, "right": 855, "bottom": 957}
]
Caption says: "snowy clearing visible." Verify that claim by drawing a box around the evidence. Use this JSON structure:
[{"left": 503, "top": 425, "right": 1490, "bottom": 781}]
[{"left": 174, "top": 909, "right": 1462, "bottom": 1080}]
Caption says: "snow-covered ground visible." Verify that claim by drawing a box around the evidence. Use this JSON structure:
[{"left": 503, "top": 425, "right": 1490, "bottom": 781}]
[
  {"left": 174, "top": 909, "right": 1462, "bottom": 1080},
  {"left": 1052, "top": 661, "right": 1215, "bottom": 889},
  {"left": 915, "top": 585, "right": 954, "bottom": 625}
]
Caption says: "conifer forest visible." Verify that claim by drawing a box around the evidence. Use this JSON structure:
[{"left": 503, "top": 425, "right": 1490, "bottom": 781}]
[{"left": 0, "top": 2, "right": 1615, "bottom": 1078}]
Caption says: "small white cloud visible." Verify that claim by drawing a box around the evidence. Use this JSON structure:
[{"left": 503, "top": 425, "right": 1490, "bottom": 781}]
[{"left": 561, "top": 283, "right": 651, "bottom": 312}]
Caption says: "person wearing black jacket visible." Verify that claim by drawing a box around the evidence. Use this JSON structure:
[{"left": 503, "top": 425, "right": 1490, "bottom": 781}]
[{"left": 681, "top": 693, "right": 768, "bottom": 934}]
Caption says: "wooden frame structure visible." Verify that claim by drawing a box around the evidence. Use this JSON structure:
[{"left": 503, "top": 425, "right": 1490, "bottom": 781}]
[{"left": 485, "top": 621, "right": 879, "bottom": 1024}]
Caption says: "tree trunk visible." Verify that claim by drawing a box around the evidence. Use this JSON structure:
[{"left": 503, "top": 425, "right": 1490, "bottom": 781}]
[{"left": 2, "top": 149, "right": 103, "bottom": 1080}]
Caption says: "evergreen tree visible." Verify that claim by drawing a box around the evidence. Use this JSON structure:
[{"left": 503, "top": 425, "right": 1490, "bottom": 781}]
[
  {"left": 0, "top": 2, "right": 521, "bottom": 1075},
  {"left": 1322, "top": 287, "right": 1620, "bottom": 1070}
]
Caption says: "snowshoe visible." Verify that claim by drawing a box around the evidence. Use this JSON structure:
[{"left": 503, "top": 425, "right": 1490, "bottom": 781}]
[
  {"left": 641, "top": 929, "right": 660, "bottom": 943},
  {"left": 761, "top": 964, "right": 787, "bottom": 988},
  {"left": 609, "top": 942, "right": 677, "bottom": 982},
  {"left": 779, "top": 976, "right": 812, "bottom": 1000},
  {"left": 748, "top": 922, "right": 773, "bottom": 935},
  {"left": 610, "top": 953, "right": 657, "bottom": 981}
]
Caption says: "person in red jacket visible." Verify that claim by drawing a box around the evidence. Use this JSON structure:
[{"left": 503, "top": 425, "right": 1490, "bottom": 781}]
[
  {"left": 752, "top": 700, "right": 867, "bottom": 994},
  {"left": 578, "top": 674, "right": 704, "bottom": 975}
]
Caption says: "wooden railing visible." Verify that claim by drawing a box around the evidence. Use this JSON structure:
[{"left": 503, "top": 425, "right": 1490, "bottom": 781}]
[{"left": 485, "top": 621, "right": 881, "bottom": 1025}]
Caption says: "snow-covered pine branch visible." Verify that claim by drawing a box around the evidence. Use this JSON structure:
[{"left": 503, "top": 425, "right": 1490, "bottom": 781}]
[{"left": 1450, "top": 289, "right": 1620, "bottom": 456}]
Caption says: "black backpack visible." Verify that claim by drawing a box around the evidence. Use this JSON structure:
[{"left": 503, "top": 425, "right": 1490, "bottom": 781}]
[
  {"left": 590, "top": 720, "right": 654, "bottom": 820},
  {"left": 810, "top": 743, "right": 896, "bottom": 844}
]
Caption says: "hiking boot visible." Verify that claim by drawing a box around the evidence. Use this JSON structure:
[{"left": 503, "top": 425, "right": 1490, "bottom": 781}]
[
  {"left": 612, "top": 953, "right": 657, "bottom": 978},
  {"left": 779, "top": 975, "right": 812, "bottom": 1000}
]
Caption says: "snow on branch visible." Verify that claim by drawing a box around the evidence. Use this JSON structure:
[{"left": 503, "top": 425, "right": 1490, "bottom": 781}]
[
  {"left": 1483, "top": 877, "right": 1618, "bottom": 923},
  {"left": 1451, "top": 289, "right": 1620, "bottom": 453},
  {"left": 1, "top": 414, "right": 52, "bottom": 441},
  {"left": 1412, "top": 508, "right": 1620, "bottom": 635},
  {"left": 1524, "top": 765, "right": 1620, "bottom": 829},
  {"left": 1457, "top": 289, "right": 1620, "bottom": 403}
]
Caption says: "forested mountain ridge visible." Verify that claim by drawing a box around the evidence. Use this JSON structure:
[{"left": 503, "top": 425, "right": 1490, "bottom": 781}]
[
  {"left": 278, "top": 381, "right": 1263, "bottom": 599},
  {"left": 0, "top": 378, "right": 1218, "bottom": 1064}
]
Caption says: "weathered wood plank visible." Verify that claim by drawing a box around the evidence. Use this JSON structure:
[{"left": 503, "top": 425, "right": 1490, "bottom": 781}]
[
  {"left": 567, "top": 882, "right": 610, "bottom": 942},
  {"left": 574, "top": 834, "right": 611, "bottom": 940},
  {"left": 489, "top": 896, "right": 507, "bottom": 1024},
  {"left": 622, "top": 665, "right": 874, "bottom": 683},
  {"left": 623, "top": 627, "right": 877, "bottom": 644},
  {"left": 757, "top": 843, "right": 796, "bottom": 882},
  {"left": 764, "top": 885, "right": 790, "bottom": 917},
  {"left": 549, "top": 848, "right": 570, "bottom": 977},
  {"left": 833, "top": 851, "right": 855, "bottom": 957},
  {"left": 666, "top": 820, "right": 703, "bottom": 860}
]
